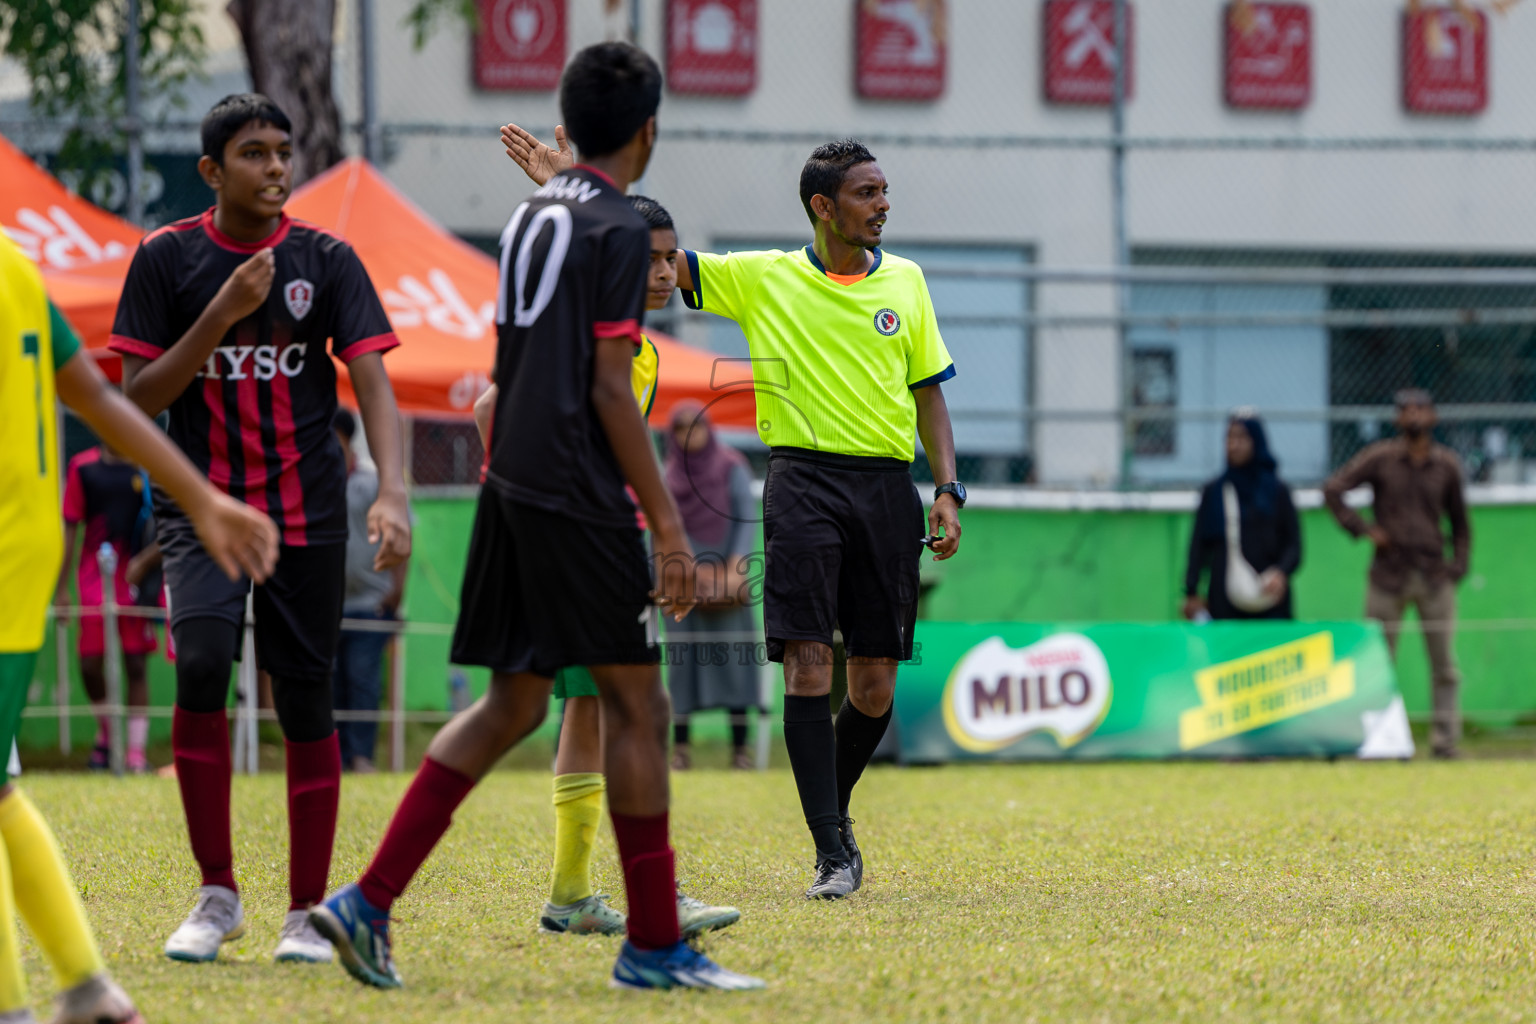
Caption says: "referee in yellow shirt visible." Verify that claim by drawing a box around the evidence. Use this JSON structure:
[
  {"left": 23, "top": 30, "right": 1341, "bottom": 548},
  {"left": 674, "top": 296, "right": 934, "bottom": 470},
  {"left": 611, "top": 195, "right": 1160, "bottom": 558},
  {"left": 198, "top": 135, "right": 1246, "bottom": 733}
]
[
  {"left": 0, "top": 233, "right": 275, "bottom": 1021},
  {"left": 676, "top": 140, "right": 963, "bottom": 900}
]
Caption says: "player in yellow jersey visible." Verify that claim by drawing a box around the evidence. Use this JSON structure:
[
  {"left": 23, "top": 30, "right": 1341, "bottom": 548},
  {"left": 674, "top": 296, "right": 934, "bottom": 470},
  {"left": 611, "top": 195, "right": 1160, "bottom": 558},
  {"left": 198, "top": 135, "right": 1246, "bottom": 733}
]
[
  {"left": 0, "top": 233, "right": 278, "bottom": 1023},
  {"left": 472, "top": 179, "right": 740, "bottom": 938}
]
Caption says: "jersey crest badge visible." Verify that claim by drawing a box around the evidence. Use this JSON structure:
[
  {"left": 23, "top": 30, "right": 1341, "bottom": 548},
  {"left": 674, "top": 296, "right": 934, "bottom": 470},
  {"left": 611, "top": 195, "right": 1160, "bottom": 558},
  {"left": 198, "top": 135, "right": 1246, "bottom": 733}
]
[
  {"left": 874, "top": 308, "right": 901, "bottom": 336},
  {"left": 284, "top": 279, "right": 315, "bottom": 321}
]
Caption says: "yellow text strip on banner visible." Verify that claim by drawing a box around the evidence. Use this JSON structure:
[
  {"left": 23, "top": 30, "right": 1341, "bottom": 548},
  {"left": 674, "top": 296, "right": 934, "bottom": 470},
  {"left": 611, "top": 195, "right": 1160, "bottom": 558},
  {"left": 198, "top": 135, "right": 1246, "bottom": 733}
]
[{"left": 1178, "top": 632, "right": 1356, "bottom": 751}]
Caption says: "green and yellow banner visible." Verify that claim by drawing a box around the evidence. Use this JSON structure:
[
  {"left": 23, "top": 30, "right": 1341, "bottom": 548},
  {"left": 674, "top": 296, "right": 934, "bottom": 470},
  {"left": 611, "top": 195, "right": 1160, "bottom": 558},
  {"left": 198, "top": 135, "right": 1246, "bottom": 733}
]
[{"left": 895, "top": 621, "right": 1410, "bottom": 762}]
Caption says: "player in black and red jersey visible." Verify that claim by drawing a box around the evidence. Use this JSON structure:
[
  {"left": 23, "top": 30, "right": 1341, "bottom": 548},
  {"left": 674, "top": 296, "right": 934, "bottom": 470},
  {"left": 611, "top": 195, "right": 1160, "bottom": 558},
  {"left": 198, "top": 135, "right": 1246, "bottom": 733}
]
[
  {"left": 110, "top": 93, "right": 411, "bottom": 966},
  {"left": 310, "top": 43, "right": 762, "bottom": 993}
]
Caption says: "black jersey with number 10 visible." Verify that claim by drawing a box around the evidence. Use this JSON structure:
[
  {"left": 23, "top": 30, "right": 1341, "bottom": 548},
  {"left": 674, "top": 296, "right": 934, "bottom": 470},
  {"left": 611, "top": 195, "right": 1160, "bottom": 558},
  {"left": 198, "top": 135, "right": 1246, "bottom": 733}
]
[{"left": 484, "top": 166, "right": 650, "bottom": 528}]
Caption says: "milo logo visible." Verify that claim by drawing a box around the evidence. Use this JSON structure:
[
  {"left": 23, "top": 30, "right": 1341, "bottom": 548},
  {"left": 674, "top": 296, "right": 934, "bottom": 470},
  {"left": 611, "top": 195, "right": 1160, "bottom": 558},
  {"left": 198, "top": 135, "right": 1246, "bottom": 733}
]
[{"left": 943, "top": 634, "right": 1112, "bottom": 752}]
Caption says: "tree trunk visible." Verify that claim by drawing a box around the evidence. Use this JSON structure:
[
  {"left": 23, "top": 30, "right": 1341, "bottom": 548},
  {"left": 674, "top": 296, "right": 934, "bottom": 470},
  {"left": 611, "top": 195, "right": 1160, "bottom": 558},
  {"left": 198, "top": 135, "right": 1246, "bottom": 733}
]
[{"left": 226, "top": 0, "right": 344, "bottom": 185}]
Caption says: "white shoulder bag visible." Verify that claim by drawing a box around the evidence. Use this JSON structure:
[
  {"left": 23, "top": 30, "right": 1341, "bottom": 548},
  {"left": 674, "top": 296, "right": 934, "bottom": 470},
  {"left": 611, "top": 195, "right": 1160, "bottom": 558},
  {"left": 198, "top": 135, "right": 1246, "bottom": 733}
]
[{"left": 1223, "top": 483, "right": 1282, "bottom": 613}]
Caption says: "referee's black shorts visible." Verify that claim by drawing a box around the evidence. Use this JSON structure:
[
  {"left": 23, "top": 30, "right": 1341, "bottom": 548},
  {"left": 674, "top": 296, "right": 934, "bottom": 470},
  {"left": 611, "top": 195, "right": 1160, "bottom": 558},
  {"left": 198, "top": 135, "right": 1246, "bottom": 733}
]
[
  {"left": 762, "top": 447, "right": 924, "bottom": 664},
  {"left": 450, "top": 487, "right": 657, "bottom": 678}
]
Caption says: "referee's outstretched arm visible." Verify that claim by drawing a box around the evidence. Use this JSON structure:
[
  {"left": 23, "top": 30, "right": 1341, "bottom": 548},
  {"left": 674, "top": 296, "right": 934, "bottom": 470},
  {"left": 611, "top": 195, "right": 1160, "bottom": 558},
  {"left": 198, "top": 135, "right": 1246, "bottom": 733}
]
[
  {"left": 915, "top": 383, "right": 962, "bottom": 561},
  {"left": 674, "top": 250, "right": 695, "bottom": 294}
]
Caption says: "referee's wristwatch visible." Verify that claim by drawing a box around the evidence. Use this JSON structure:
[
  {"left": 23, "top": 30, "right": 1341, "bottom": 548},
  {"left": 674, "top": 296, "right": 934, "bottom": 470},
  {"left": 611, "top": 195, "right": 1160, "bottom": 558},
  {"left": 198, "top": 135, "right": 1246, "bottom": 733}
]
[{"left": 934, "top": 481, "right": 967, "bottom": 509}]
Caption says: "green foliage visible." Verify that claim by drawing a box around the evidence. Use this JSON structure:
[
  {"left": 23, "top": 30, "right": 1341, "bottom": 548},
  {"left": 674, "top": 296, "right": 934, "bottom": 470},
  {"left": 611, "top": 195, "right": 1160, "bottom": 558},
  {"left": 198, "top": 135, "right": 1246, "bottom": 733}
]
[
  {"left": 0, "top": 0, "right": 205, "bottom": 170},
  {"left": 21, "top": 761, "right": 1536, "bottom": 1021},
  {"left": 402, "top": 0, "right": 478, "bottom": 51}
]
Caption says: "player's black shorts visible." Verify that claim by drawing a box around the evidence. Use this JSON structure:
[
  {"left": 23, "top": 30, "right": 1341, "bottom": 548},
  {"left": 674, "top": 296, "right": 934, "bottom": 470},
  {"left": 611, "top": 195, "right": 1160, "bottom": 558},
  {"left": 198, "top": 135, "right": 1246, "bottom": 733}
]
[
  {"left": 450, "top": 489, "right": 657, "bottom": 678},
  {"left": 762, "top": 447, "right": 924, "bottom": 663},
  {"left": 159, "top": 516, "right": 346, "bottom": 681}
]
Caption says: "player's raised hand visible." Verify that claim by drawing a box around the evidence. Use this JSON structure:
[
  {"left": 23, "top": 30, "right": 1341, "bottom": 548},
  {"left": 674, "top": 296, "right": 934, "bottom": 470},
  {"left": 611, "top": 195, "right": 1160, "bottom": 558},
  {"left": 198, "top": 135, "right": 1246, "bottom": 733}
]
[
  {"left": 367, "top": 491, "right": 413, "bottom": 570},
  {"left": 500, "top": 122, "right": 572, "bottom": 186},
  {"left": 193, "top": 492, "right": 280, "bottom": 583},
  {"left": 213, "top": 248, "right": 276, "bottom": 322},
  {"left": 651, "top": 528, "right": 699, "bottom": 622},
  {"left": 472, "top": 384, "right": 498, "bottom": 451}
]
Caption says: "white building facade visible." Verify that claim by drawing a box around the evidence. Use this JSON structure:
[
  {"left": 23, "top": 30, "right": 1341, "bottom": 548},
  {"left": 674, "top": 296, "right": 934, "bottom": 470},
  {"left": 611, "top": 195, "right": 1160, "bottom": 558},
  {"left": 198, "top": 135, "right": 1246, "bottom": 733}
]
[{"left": 9, "top": 0, "right": 1535, "bottom": 486}]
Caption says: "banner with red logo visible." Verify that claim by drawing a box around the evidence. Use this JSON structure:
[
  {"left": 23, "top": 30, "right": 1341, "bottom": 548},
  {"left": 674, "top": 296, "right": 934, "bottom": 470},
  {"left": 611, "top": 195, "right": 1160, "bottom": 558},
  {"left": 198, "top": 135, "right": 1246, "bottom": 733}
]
[
  {"left": 1225, "top": 2, "right": 1311, "bottom": 110},
  {"left": 1403, "top": 5, "right": 1488, "bottom": 114},
  {"left": 1043, "top": 0, "right": 1133, "bottom": 105},
  {"left": 856, "top": 0, "right": 947, "bottom": 100},
  {"left": 474, "top": 0, "right": 566, "bottom": 91},
  {"left": 667, "top": 0, "right": 757, "bottom": 96}
]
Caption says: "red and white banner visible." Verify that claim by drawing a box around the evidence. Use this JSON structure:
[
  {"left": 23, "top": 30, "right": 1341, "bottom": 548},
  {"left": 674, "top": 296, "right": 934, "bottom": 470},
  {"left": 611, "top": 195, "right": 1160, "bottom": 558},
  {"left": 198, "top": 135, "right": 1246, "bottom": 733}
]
[
  {"left": 1224, "top": 3, "right": 1310, "bottom": 110},
  {"left": 1043, "top": 0, "right": 1133, "bottom": 105},
  {"left": 1403, "top": 5, "right": 1488, "bottom": 114},
  {"left": 856, "top": 0, "right": 947, "bottom": 101},
  {"left": 474, "top": 0, "right": 566, "bottom": 91},
  {"left": 667, "top": 0, "right": 757, "bottom": 95}
]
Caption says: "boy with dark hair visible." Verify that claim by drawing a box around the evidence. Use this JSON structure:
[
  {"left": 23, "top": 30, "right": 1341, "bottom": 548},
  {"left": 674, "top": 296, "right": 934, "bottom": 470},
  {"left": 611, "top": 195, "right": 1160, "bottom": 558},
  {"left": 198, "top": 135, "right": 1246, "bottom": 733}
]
[
  {"left": 1, "top": 230, "right": 278, "bottom": 1024},
  {"left": 471, "top": 185, "right": 737, "bottom": 938},
  {"left": 311, "top": 43, "right": 761, "bottom": 992},
  {"left": 111, "top": 92, "right": 412, "bottom": 965}
]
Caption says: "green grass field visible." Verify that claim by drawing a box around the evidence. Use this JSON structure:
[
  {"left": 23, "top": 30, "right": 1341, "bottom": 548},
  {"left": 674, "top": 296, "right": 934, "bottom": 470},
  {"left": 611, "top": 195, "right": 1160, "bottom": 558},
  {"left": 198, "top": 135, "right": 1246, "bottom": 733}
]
[{"left": 16, "top": 760, "right": 1536, "bottom": 1023}]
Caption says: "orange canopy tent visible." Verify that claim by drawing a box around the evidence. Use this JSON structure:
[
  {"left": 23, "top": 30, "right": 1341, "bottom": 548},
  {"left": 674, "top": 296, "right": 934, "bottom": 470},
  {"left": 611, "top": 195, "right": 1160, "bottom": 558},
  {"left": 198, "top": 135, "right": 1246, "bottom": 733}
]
[
  {"left": 286, "top": 158, "right": 754, "bottom": 428},
  {"left": 4, "top": 135, "right": 752, "bottom": 428},
  {"left": 0, "top": 133, "right": 141, "bottom": 369}
]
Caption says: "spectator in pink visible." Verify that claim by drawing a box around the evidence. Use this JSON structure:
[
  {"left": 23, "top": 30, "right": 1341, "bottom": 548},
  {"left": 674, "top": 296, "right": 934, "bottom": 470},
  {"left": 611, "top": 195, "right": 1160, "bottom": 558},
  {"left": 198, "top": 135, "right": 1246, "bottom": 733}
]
[{"left": 56, "top": 444, "right": 158, "bottom": 772}]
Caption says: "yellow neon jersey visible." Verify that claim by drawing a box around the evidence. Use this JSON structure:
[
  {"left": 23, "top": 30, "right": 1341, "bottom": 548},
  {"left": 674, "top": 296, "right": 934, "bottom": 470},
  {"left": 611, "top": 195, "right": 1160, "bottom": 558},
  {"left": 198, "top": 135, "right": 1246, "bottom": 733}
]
[
  {"left": 632, "top": 333, "right": 660, "bottom": 418},
  {"left": 681, "top": 245, "right": 954, "bottom": 461},
  {"left": 0, "top": 234, "right": 81, "bottom": 652}
]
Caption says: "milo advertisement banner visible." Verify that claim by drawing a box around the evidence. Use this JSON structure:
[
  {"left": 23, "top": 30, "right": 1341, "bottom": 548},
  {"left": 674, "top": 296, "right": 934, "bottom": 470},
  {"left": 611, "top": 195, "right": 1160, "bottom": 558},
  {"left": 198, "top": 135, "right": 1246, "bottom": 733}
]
[{"left": 894, "top": 622, "right": 1413, "bottom": 762}]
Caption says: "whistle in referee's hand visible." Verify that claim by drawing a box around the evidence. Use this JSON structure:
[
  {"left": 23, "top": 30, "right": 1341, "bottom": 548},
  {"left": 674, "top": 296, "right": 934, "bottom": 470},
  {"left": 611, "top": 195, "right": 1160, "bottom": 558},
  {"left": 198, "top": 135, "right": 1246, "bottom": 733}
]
[{"left": 920, "top": 535, "right": 939, "bottom": 549}]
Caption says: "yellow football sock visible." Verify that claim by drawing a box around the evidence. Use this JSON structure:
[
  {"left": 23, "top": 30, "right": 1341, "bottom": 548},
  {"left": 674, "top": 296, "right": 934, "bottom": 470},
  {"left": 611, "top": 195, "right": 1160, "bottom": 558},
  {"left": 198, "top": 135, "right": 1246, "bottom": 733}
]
[
  {"left": 549, "top": 773, "right": 605, "bottom": 906},
  {"left": 0, "top": 832, "right": 28, "bottom": 1014},
  {"left": 0, "top": 789, "right": 103, "bottom": 989}
]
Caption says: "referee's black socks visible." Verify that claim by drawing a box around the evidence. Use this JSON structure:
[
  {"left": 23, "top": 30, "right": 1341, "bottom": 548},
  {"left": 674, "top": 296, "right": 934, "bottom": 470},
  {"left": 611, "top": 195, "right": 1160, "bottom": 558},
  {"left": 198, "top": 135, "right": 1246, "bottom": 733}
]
[
  {"left": 783, "top": 695, "right": 847, "bottom": 864},
  {"left": 835, "top": 695, "right": 893, "bottom": 819}
]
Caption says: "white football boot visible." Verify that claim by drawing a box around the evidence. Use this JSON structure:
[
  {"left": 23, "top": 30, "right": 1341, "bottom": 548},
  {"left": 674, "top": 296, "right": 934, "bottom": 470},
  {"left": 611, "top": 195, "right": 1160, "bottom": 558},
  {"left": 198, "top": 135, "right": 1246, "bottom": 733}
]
[
  {"left": 273, "top": 908, "right": 334, "bottom": 963},
  {"left": 164, "top": 884, "right": 244, "bottom": 962}
]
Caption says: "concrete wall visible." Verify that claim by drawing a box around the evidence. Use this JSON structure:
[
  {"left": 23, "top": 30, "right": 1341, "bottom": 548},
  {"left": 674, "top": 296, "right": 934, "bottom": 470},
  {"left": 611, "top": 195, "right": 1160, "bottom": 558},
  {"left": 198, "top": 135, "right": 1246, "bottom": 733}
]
[
  {"left": 361, "top": 0, "right": 1536, "bottom": 484},
  {"left": 10, "top": 0, "right": 1536, "bottom": 485}
]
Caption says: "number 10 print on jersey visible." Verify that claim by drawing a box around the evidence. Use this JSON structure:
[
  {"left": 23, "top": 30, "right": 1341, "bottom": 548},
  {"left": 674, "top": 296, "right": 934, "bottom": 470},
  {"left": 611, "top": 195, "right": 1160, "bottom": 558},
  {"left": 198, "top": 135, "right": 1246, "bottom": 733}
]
[
  {"left": 482, "top": 167, "right": 652, "bottom": 529},
  {"left": 109, "top": 209, "right": 398, "bottom": 545}
]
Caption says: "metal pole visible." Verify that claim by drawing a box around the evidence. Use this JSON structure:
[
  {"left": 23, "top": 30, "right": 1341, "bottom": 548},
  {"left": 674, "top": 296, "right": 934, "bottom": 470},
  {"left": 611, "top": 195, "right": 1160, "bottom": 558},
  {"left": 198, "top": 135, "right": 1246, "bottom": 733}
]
[
  {"left": 54, "top": 618, "right": 71, "bottom": 755},
  {"left": 390, "top": 632, "right": 406, "bottom": 773},
  {"left": 402, "top": 413, "right": 414, "bottom": 487},
  {"left": 236, "top": 594, "right": 259, "bottom": 774},
  {"left": 754, "top": 632, "right": 771, "bottom": 771},
  {"left": 1110, "top": 0, "right": 1131, "bottom": 488},
  {"left": 629, "top": 0, "right": 642, "bottom": 44},
  {"left": 55, "top": 381, "right": 70, "bottom": 755},
  {"left": 97, "top": 545, "right": 126, "bottom": 776},
  {"left": 358, "top": 0, "right": 380, "bottom": 163},
  {"left": 124, "top": 0, "right": 145, "bottom": 226}
]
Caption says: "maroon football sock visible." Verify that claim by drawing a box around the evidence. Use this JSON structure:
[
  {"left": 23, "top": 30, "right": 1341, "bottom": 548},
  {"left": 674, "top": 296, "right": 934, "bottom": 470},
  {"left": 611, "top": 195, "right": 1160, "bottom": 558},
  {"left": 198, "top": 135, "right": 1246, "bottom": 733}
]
[
  {"left": 357, "top": 757, "right": 475, "bottom": 911},
  {"left": 610, "top": 810, "right": 680, "bottom": 951},
  {"left": 172, "top": 706, "right": 236, "bottom": 892},
  {"left": 286, "top": 733, "right": 341, "bottom": 910}
]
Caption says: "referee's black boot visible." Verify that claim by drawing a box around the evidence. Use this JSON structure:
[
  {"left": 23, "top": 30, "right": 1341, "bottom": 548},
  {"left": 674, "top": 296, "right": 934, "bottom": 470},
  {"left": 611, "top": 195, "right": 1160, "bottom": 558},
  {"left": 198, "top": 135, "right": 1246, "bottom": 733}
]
[
  {"left": 805, "top": 856, "right": 857, "bottom": 901},
  {"left": 840, "top": 817, "right": 863, "bottom": 892}
]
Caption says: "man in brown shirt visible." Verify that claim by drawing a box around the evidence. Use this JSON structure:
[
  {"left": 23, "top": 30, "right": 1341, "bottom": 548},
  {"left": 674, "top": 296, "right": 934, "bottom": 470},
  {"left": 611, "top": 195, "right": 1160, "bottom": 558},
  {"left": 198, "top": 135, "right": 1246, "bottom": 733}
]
[{"left": 1323, "top": 389, "right": 1471, "bottom": 757}]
